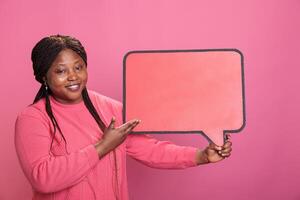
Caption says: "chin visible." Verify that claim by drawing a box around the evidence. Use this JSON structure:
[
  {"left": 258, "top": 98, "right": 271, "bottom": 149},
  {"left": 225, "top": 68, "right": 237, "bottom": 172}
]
[
  {"left": 66, "top": 93, "right": 83, "bottom": 103},
  {"left": 59, "top": 91, "right": 82, "bottom": 104}
]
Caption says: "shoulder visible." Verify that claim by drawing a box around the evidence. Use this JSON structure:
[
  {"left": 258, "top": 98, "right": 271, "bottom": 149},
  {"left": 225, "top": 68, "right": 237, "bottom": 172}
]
[
  {"left": 87, "top": 90, "right": 123, "bottom": 110},
  {"left": 16, "top": 98, "right": 49, "bottom": 124},
  {"left": 15, "top": 99, "right": 51, "bottom": 142}
]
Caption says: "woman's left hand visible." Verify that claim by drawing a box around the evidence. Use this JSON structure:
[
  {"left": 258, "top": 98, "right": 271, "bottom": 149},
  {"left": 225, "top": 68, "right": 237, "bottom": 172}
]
[{"left": 196, "top": 135, "right": 232, "bottom": 165}]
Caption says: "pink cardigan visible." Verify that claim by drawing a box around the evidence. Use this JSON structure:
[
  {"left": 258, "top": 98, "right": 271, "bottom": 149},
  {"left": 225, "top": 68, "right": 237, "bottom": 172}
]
[{"left": 15, "top": 90, "right": 198, "bottom": 200}]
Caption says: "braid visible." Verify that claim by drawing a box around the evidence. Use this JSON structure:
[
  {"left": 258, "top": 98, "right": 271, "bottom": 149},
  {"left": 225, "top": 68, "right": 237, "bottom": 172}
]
[
  {"left": 82, "top": 88, "right": 107, "bottom": 132},
  {"left": 45, "top": 92, "right": 67, "bottom": 149},
  {"left": 33, "top": 85, "right": 47, "bottom": 104},
  {"left": 33, "top": 84, "right": 67, "bottom": 150}
]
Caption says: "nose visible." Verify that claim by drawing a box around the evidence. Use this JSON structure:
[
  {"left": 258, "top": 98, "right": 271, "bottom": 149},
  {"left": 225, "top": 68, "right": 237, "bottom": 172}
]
[{"left": 67, "top": 69, "right": 78, "bottom": 81}]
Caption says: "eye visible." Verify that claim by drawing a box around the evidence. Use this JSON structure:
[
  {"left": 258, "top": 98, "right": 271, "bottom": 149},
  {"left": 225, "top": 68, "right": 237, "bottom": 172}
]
[
  {"left": 75, "top": 65, "right": 83, "bottom": 71},
  {"left": 55, "top": 69, "right": 66, "bottom": 74}
]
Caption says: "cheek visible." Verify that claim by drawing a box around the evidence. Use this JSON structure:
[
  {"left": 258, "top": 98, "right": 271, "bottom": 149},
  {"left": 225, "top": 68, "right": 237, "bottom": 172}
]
[
  {"left": 81, "top": 70, "right": 88, "bottom": 84},
  {"left": 48, "top": 75, "right": 68, "bottom": 89}
]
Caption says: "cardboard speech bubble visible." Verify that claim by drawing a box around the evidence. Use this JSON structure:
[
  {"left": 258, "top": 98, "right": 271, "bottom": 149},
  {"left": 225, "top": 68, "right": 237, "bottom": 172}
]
[{"left": 123, "top": 49, "right": 245, "bottom": 146}]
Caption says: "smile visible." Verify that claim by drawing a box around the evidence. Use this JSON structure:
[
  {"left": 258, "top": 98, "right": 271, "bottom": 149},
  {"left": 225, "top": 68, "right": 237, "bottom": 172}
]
[{"left": 65, "top": 83, "right": 81, "bottom": 91}]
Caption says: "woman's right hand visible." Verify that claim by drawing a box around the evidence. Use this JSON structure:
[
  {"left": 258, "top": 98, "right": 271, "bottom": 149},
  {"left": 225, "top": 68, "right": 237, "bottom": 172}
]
[{"left": 94, "top": 117, "right": 140, "bottom": 158}]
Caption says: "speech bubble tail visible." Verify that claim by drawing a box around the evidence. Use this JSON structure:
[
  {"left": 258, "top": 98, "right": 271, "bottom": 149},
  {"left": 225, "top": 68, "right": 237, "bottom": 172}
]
[{"left": 203, "top": 129, "right": 225, "bottom": 146}]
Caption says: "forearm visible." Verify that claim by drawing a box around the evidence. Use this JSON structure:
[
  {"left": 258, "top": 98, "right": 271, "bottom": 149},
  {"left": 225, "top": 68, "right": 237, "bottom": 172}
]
[
  {"left": 18, "top": 144, "right": 99, "bottom": 193},
  {"left": 126, "top": 134, "right": 198, "bottom": 169}
]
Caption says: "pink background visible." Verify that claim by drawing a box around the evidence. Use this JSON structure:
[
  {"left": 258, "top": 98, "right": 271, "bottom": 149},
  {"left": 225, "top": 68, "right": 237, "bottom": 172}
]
[{"left": 1, "top": 0, "right": 299, "bottom": 199}]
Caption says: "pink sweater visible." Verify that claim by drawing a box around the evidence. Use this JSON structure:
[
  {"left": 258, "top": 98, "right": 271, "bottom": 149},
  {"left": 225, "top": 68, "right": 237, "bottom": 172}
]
[{"left": 15, "top": 91, "right": 198, "bottom": 200}]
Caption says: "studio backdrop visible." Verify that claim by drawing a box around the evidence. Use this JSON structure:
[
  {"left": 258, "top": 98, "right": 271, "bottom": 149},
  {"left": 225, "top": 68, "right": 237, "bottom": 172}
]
[{"left": 0, "top": 0, "right": 299, "bottom": 200}]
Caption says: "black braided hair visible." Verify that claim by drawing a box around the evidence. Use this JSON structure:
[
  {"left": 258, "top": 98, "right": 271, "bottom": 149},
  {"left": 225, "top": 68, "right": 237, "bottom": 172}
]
[{"left": 31, "top": 34, "right": 107, "bottom": 149}]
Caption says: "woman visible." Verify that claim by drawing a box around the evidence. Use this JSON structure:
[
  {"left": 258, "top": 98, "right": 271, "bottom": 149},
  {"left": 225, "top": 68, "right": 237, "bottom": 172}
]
[{"left": 15, "top": 35, "right": 232, "bottom": 200}]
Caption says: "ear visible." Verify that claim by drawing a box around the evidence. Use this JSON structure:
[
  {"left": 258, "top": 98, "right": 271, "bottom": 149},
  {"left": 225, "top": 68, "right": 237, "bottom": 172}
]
[{"left": 42, "top": 76, "right": 47, "bottom": 83}]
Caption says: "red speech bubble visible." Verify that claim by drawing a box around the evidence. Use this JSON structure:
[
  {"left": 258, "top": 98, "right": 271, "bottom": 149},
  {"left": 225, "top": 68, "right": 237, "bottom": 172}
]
[{"left": 123, "top": 49, "right": 245, "bottom": 146}]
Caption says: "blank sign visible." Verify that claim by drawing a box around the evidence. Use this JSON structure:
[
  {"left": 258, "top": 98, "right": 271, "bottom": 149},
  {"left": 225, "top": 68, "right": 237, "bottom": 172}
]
[{"left": 123, "top": 49, "right": 245, "bottom": 146}]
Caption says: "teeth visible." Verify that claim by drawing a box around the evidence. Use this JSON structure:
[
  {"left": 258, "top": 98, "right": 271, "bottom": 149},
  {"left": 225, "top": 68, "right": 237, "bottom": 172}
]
[
  {"left": 66, "top": 84, "right": 80, "bottom": 90},
  {"left": 68, "top": 85, "right": 78, "bottom": 89}
]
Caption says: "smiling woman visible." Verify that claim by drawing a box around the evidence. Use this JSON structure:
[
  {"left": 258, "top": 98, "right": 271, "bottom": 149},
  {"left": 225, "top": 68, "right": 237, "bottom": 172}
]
[{"left": 14, "top": 35, "right": 232, "bottom": 200}]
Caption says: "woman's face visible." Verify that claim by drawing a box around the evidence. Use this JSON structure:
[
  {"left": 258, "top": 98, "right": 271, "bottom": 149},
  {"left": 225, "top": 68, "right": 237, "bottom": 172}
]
[{"left": 44, "top": 48, "right": 88, "bottom": 104}]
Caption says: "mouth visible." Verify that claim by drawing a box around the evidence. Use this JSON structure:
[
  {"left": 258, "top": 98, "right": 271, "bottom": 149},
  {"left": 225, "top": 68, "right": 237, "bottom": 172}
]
[{"left": 65, "top": 83, "right": 81, "bottom": 92}]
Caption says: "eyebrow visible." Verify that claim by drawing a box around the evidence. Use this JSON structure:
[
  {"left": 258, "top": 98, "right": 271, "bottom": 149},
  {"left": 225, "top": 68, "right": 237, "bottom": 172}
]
[{"left": 55, "top": 59, "right": 83, "bottom": 66}]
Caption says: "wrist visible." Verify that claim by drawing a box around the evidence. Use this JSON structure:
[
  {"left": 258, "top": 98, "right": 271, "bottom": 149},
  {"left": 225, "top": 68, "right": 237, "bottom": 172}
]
[
  {"left": 195, "top": 149, "right": 209, "bottom": 165},
  {"left": 94, "top": 140, "right": 109, "bottom": 159}
]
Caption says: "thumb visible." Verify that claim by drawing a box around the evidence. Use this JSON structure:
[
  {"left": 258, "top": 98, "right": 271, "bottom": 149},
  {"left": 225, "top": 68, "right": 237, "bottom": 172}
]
[{"left": 107, "top": 117, "right": 116, "bottom": 130}]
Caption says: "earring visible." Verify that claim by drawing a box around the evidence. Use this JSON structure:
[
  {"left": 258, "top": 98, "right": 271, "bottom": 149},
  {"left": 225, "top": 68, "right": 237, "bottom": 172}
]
[{"left": 44, "top": 82, "right": 48, "bottom": 91}]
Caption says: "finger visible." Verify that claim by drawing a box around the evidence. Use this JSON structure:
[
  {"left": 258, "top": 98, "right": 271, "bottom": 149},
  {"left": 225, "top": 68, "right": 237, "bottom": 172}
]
[
  {"left": 209, "top": 143, "right": 222, "bottom": 151},
  {"left": 220, "top": 152, "right": 231, "bottom": 158},
  {"left": 127, "top": 120, "right": 140, "bottom": 132},
  {"left": 124, "top": 120, "right": 140, "bottom": 133},
  {"left": 107, "top": 117, "right": 116, "bottom": 130},
  {"left": 221, "top": 147, "right": 232, "bottom": 154},
  {"left": 119, "top": 119, "right": 140, "bottom": 133},
  {"left": 120, "top": 122, "right": 138, "bottom": 137},
  {"left": 223, "top": 140, "right": 232, "bottom": 149},
  {"left": 118, "top": 119, "right": 139, "bottom": 131}
]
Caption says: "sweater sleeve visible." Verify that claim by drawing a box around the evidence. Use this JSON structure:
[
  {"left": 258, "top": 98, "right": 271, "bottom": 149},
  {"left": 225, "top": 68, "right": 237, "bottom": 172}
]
[
  {"left": 107, "top": 98, "right": 199, "bottom": 169},
  {"left": 14, "top": 114, "right": 99, "bottom": 193},
  {"left": 126, "top": 134, "right": 198, "bottom": 169}
]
